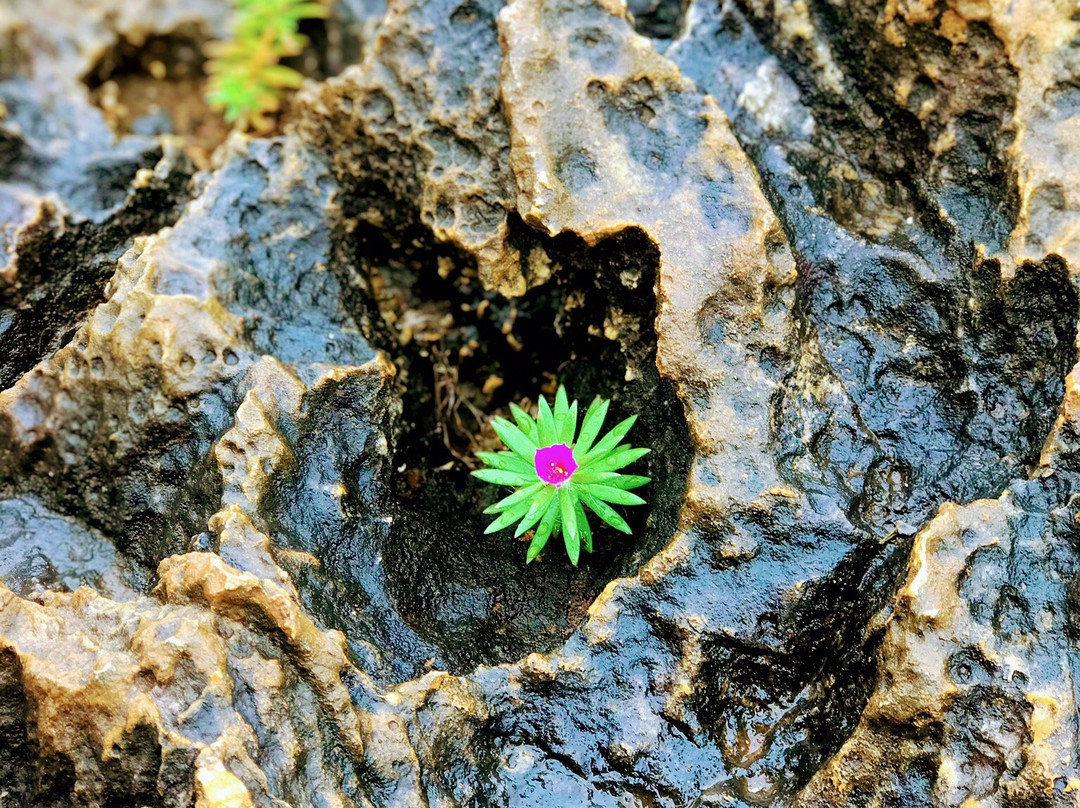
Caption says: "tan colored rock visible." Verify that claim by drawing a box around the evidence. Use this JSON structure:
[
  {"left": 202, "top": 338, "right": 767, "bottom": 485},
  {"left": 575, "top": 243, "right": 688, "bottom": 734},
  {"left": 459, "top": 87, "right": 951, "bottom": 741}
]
[
  {"left": 499, "top": 0, "right": 796, "bottom": 516},
  {"left": 297, "top": 0, "right": 526, "bottom": 295},
  {"left": 195, "top": 747, "right": 254, "bottom": 808},
  {"left": 883, "top": 0, "right": 1080, "bottom": 270},
  {"left": 0, "top": 551, "right": 371, "bottom": 807},
  {"left": 796, "top": 488, "right": 1080, "bottom": 807}
]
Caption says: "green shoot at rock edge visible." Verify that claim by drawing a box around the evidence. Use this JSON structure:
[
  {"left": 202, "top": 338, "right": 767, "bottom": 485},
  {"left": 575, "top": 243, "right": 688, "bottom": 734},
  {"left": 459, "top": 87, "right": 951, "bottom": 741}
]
[{"left": 205, "top": 0, "right": 329, "bottom": 133}]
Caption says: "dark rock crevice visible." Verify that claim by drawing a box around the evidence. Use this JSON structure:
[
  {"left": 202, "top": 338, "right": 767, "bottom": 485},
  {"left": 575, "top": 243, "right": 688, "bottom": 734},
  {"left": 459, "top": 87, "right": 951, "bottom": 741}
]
[
  {"left": 627, "top": 0, "right": 689, "bottom": 44},
  {"left": 81, "top": 12, "right": 368, "bottom": 160},
  {"left": 690, "top": 531, "right": 906, "bottom": 803},
  {"left": 82, "top": 27, "right": 228, "bottom": 164},
  {"left": 0, "top": 647, "right": 33, "bottom": 807},
  {"left": 336, "top": 218, "right": 694, "bottom": 676}
]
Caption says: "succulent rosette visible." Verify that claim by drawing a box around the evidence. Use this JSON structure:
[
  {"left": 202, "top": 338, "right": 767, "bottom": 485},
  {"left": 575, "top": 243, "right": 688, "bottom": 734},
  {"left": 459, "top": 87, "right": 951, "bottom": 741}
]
[{"left": 472, "top": 386, "right": 650, "bottom": 565}]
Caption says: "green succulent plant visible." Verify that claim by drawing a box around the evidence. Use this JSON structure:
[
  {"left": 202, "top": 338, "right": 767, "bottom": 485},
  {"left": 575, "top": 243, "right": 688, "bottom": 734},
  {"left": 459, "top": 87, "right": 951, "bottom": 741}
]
[
  {"left": 472, "top": 386, "right": 650, "bottom": 565},
  {"left": 205, "top": 0, "right": 329, "bottom": 132}
]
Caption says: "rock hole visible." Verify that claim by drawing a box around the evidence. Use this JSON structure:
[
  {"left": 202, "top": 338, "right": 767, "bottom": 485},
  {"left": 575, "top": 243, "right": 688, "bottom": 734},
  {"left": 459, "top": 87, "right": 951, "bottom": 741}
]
[
  {"left": 82, "top": 14, "right": 365, "bottom": 163},
  {"left": 627, "top": 0, "right": 689, "bottom": 45},
  {"left": 83, "top": 27, "right": 229, "bottom": 167},
  {"left": 359, "top": 219, "right": 693, "bottom": 675}
]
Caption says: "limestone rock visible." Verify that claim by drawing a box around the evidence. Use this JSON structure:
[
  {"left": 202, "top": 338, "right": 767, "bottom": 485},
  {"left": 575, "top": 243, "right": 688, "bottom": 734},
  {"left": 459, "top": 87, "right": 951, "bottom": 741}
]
[
  {"left": 0, "top": 496, "right": 144, "bottom": 601},
  {"left": 2, "top": 0, "right": 1080, "bottom": 804},
  {"left": 795, "top": 477, "right": 1080, "bottom": 807},
  {"left": 296, "top": 0, "right": 526, "bottom": 296},
  {"left": 0, "top": 552, "right": 368, "bottom": 808},
  {"left": 0, "top": 80, "right": 195, "bottom": 389}
]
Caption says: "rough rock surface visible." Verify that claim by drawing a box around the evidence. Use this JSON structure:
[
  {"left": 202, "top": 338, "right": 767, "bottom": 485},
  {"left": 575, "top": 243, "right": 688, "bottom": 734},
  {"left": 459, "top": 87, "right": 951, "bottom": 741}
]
[
  {"left": 0, "top": 81, "right": 194, "bottom": 389},
  {"left": 1, "top": 0, "right": 1080, "bottom": 806},
  {"left": 795, "top": 478, "right": 1080, "bottom": 807},
  {"left": 297, "top": 0, "right": 526, "bottom": 295}
]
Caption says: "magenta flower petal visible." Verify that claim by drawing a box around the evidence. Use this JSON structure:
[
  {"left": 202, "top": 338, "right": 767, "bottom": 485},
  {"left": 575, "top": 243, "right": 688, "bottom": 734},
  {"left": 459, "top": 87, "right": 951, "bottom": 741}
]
[{"left": 534, "top": 443, "right": 578, "bottom": 487}]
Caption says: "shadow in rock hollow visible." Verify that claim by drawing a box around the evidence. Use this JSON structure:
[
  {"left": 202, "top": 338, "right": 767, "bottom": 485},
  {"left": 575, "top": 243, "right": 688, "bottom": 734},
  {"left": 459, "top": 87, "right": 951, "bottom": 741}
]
[{"left": 333, "top": 220, "right": 693, "bottom": 678}]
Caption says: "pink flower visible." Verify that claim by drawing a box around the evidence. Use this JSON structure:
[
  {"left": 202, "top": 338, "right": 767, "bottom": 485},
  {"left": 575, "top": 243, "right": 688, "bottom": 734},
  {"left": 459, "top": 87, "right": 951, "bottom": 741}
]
[{"left": 534, "top": 443, "right": 578, "bottom": 487}]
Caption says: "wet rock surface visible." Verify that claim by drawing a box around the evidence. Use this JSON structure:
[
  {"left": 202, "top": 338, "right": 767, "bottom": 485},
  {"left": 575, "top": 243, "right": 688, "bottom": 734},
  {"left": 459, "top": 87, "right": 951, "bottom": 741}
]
[
  {"left": 296, "top": 0, "right": 526, "bottom": 295},
  {"left": 1, "top": 0, "right": 1079, "bottom": 806},
  {"left": 0, "top": 81, "right": 195, "bottom": 390}
]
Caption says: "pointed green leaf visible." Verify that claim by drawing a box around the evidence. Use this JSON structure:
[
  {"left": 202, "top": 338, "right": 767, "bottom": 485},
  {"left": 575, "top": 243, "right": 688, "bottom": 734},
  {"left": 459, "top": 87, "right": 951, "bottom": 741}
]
[
  {"left": 557, "top": 401, "right": 578, "bottom": 445},
  {"left": 580, "top": 416, "right": 638, "bottom": 464},
  {"left": 574, "top": 499, "right": 593, "bottom": 553},
  {"left": 514, "top": 486, "right": 557, "bottom": 536},
  {"left": 560, "top": 487, "right": 579, "bottom": 564},
  {"left": 572, "top": 471, "right": 618, "bottom": 485},
  {"left": 526, "top": 528, "right": 549, "bottom": 563},
  {"left": 526, "top": 496, "right": 561, "bottom": 562},
  {"left": 580, "top": 490, "right": 632, "bottom": 534},
  {"left": 582, "top": 484, "right": 647, "bottom": 506},
  {"left": 483, "top": 500, "right": 532, "bottom": 534},
  {"left": 555, "top": 386, "right": 569, "bottom": 419},
  {"left": 583, "top": 446, "right": 651, "bottom": 473},
  {"left": 564, "top": 530, "right": 580, "bottom": 565},
  {"left": 293, "top": 2, "right": 331, "bottom": 18},
  {"left": 483, "top": 481, "right": 546, "bottom": 514},
  {"left": 491, "top": 417, "right": 538, "bottom": 461},
  {"left": 607, "top": 474, "right": 651, "bottom": 489},
  {"left": 537, "top": 397, "right": 557, "bottom": 446},
  {"left": 475, "top": 451, "right": 534, "bottom": 475},
  {"left": 261, "top": 64, "right": 304, "bottom": 89},
  {"left": 509, "top": 403, "right": 539, "bottom": 443},
  {"left": 574, "top": 397, "right": 609, "bottom": 456},
  {"left": 471, "top": 468, "right": 533, "bottom": 486},
  {"left": 572, "top": 471, "right": 650, "bottom": 488}
]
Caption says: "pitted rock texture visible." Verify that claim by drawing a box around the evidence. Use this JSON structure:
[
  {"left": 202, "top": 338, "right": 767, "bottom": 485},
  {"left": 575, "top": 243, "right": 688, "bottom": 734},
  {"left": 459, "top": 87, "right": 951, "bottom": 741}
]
[
  {"left": 0, "top": 552, "right": 371, "bottom": 808},
  {"left": 0, "top": 80, "right": 194, "bottom": 389},
  {"left": 0, "top": 124, "right": 450, "bottom": 804},
  {"left": 2, "top": 0, "right": 1080, "bottom": 806},
  {"left": 794, "top": 478, "right": 1080, "bottom": 808},
  {"left": 296, "top": 0, "right": 527, "bottom": 296}
]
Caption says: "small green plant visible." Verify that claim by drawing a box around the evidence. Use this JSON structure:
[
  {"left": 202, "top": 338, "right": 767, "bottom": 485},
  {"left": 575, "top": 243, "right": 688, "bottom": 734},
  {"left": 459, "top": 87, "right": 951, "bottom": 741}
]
[
  {"left": 472, "top": 386, "right": 650, "bottom": 565},
  {"left": 205, "top": 0, "right": 329, "bottom": 132}
]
